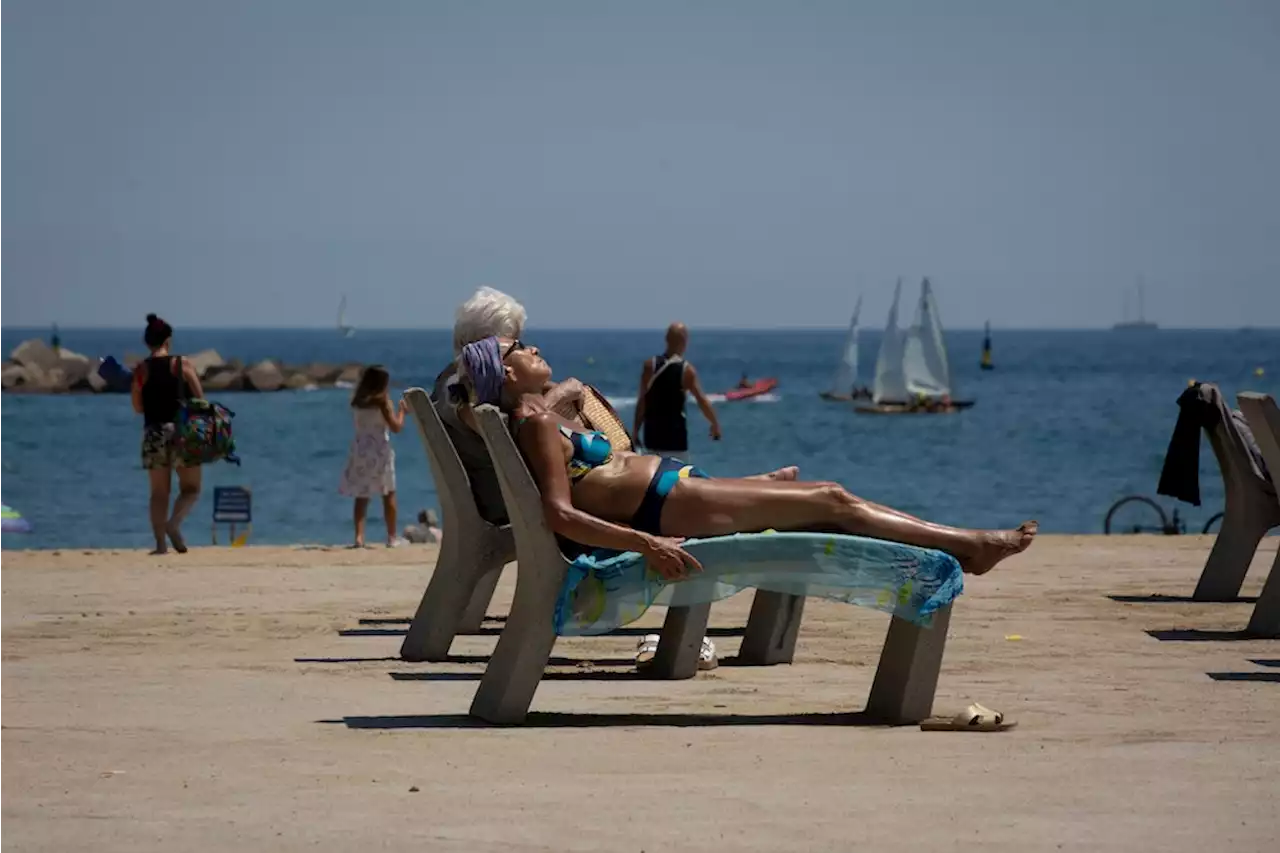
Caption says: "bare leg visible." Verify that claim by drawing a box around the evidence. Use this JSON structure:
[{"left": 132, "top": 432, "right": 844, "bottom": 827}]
[
  {"left": 353, "top": 498, "right": 369, "bottom": 547},
  {"left": 382, "top": 491, "right": 398, "bottom": 545},
  {"left": 660, "top": 478, "right": 1036, "bottom": 575},
  {"left": 167, "top": 465, "right": 202, "bottom": 553},
  {"left": 147, "top": 468, "right": 172, "bottom": 554}
]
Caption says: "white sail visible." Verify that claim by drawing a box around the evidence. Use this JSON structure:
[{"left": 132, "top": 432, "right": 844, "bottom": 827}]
[
  {"left": 872, "top": 279, "right": 908, "bottom": 404},
  {"left": 827, "top": 295, "right": 863, "bottom": 395},
  {"left": 337, "top": 295, "right": 355, "bottom": 337},
  {"left": 902, "top": 277, "right": 952, "bottom": 398}
]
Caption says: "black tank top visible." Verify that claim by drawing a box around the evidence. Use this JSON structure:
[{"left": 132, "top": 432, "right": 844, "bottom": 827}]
[
  {"left": 642, "top": 354, "right": 688, "bottom": 452},
  {"left": 142, "top": 356, "right": 186, "bottom": 426}
]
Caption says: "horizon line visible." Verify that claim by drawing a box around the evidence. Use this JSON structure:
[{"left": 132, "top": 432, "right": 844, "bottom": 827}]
[{"left": 3, "top": 324, "right": 1277, "bottom": 333}]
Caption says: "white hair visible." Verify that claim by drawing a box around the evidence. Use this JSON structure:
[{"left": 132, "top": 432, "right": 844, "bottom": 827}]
[{"left": 452, "top": 286, "right": 527, "bottom": 355}]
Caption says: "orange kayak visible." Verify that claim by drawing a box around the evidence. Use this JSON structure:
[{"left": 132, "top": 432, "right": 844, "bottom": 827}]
[{"left": 723, "top": 378, "right": 779, "bottom": 401}]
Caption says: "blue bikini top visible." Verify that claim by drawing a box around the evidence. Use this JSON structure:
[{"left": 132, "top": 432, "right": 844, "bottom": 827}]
[{"left": 557, "top": 423, "right": 613, "bottom": 483}]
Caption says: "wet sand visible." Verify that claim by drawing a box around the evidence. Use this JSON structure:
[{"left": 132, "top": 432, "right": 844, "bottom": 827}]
[{"left": 3, "top": 536, "right": 1278, "bottom": 852}]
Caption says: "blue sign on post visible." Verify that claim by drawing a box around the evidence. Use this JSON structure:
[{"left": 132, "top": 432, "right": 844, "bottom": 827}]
[{"left": 212, "top": 486, "right": 252, "bottom": 544}]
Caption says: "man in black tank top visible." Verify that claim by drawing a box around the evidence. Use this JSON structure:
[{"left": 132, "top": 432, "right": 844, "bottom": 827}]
[{"left": 634, "top": 322, "right": 721, "bottom": 454}]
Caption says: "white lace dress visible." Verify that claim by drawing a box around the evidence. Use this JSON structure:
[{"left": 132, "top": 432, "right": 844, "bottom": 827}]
[{"left": 338, "top": 406, "right": 396, "bottom": 498}]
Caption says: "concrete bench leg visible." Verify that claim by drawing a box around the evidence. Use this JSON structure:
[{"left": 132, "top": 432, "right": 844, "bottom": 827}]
[
  {"left": 401, "top": 539, "right": 507, "bottom": 663},
  {"left": 1193, "top": 511, "right": 1271, "bottom": 601},
  {"left": 865, "top": 604, "right": 952, "bottom": 725},
  {"left": 1246, "top": 548, "right": 1280, "bottom": 638},
  {"left": 650, "top": 603, "right": 713, "bottom": 680},
  {"left": 469, "top": 557, "right": 564, "bottom": 725},
  {"left": 738, "top": 591, "right": 806, "bottom": 665},
  {"left": 457, "top": 564, "right": 505, "bottom": 634}
]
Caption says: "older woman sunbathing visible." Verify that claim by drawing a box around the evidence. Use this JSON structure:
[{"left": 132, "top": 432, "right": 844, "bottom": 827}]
[{"left": 459, "top": 336, "right": 1037, "bottom": 581}]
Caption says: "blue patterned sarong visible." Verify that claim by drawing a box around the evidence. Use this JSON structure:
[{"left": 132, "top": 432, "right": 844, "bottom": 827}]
[{"left": 552, "top": 531, "right": 963, "bottom": 636}]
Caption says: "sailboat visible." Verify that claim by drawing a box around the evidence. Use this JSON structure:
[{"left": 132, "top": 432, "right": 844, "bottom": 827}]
[
  {"left": 855, "top": 277, "right": 974, "bottom": 414},
  {"left": 1113, "top": 277, "right": 1158, "bottom": 331},
  {"left": 337, "top": 295, "right": 355, "bottom": 338},
  {"left": 819, "top": 295, "right": 869, "bottom": 401},
  {"left": 980, "top": 320, "right": 994, "bottom": 370}
]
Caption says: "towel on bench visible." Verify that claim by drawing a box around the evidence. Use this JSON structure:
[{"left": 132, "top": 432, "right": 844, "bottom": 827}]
[{"left": 553, "top": 531, "right": 963, "bottom": 636}]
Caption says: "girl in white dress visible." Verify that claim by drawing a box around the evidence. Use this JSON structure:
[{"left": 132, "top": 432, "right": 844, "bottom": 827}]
[{"left": 339, "top": 365, "right": 407, "bottom": 547}]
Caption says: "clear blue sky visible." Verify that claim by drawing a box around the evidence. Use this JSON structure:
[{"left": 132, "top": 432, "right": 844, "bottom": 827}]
[{"left": 3, "top": 0, "right": 1277, "bottom": 329}]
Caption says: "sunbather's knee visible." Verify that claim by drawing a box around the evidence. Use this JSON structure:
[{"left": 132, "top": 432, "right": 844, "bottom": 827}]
[{"left": 815, "top": 482, "right": 861, "bottom": 512}]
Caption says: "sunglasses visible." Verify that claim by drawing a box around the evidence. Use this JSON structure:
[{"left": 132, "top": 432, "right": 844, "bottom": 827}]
[{"left": 501, "top": 339, "right": 527, "bottom": 360}]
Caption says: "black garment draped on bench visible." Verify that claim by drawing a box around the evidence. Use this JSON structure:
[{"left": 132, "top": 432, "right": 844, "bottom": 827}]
[{"left": 1157, "top": 382, "right": 1272, "bottom": 507}]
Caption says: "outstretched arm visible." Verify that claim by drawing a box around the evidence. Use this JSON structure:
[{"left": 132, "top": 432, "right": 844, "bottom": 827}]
[
  {"left": 519, "top": 413, "right": 654, "bottom": 551},
  {"left": 130, "top": 362, "right": 146, "bottom": 414},
  {"left": 517, "top": 412, "right": 700, "bottom": 578},
  {"left": 684, "top": 364, "right": 721, "bottom": 440},
  {"left": 181, "top": 359, "right": 204, "bottom": 400},
  {"left": 633, "top": 360, "right": 652, "bottom": 444},
  {"left": 382, "top": 397, "right": 407, "bottom": 433}
]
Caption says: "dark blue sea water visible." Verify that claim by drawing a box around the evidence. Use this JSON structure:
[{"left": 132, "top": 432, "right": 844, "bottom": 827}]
[{"left": 2, "top": 326, "right": 1276, "bottom": 550}]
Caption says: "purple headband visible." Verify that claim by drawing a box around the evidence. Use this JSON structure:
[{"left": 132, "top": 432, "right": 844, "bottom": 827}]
[{"left": 460, "top": 336, "right": 505, "bottom": 405}]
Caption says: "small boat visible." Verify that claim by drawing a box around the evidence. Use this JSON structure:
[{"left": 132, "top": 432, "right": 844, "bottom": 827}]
[
  {"left": 980, "top": 320, "right": 994, "bottom": 370},
  {"left": 724, "top": 377, "right": 779, "bottom": 401},
  {"left": 337, "top": 295, "right": 356, "bottom": 338},
  {"left": 1113, "top": 277, "right": 1158, "bottom": 331},
  {"left": 855, "top": 277, "right": 973, "bottom": 415},
  {"left": 819, "top": 295, "right": 872, "bottom": 401}
]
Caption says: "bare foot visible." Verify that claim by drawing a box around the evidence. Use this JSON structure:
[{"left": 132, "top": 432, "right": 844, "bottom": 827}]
[
  {"left": 960, "top": 521, "right": 1038, "bottom": 576},
  {"left": 148, "top": 547, "right": 168, "bottom": 556},
  {"left": 166, "top": 524, "right": 188, "bottom": 554},
  {"left": 748, "top": 466, "right": 800, "bottom": 481}
]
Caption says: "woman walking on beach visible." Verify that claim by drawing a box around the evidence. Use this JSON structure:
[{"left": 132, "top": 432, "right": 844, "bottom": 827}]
[
  {"left": 339, "top": 365, "right": 407, "bottom": 547},
  {"left": 131, "top": 313, "right": 205, "bottom": 554}
]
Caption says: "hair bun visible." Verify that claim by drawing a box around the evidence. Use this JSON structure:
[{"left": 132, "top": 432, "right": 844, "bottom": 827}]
[{"left": 146, "top": 313, "right": 159, "bottom": 324}]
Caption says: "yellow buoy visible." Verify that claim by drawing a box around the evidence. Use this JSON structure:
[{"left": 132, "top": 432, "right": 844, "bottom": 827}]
[
  {"left": 586, "top": 356, "right": 595, "bottom": 365},
  {"left": 1256, "top": 367, "right": 1266, "bottom": 377}
]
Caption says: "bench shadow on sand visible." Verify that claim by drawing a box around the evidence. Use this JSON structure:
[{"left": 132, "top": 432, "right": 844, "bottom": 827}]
[
  {"left": 341, "top": 618, "right": 745, "bottom": 639},
  {"left": 296, "top": 654, "right": 638, "bottom": 667},
  {"left": 1145, "top": 628, "right": 1267, "bottom": 642},
  {"left": 320, "top": 710, "right": 888, "bottom": 730},
  {"left": 1108, "top": 594, "right": 1258, "bottom": 604}
]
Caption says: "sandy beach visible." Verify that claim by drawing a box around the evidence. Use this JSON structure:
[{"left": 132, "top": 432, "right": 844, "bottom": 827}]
[{"left": 3, "top": 535, "right": 1278, "bottom": 852}]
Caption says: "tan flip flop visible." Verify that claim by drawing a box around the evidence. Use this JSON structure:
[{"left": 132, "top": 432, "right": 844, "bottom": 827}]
[{"left": 920, "top": 703, "right": 1017, "bottom": 732}]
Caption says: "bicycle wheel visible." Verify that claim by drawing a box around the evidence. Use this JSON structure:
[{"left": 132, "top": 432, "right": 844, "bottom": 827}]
[{"left": 1104, "top": 496, "right": 1170, "bottom": 534}]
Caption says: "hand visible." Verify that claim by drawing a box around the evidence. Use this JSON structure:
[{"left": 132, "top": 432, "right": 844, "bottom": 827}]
[
  {"left": 710, "top": 424, "right": 722, "bottom": 441},
  {"left": 397, "top": 397, "right": 408, "bottom": 412},
  {"left": 552, "top": 377, "right": 585, "bottom": 403},
  {"left": 640, "top": 535, "right": 702, "bottom": 581}
]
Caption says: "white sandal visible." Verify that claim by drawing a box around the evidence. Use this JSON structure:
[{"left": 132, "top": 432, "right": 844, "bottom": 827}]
[
  {"left": 634, "top": 634, "right": 718, "bottom": 671},
  {"left": 635, "top": 634, "right": 661, "bottom": 667},
  {"left": 698, "top": 637, "right": 718, "bottom": 671}
]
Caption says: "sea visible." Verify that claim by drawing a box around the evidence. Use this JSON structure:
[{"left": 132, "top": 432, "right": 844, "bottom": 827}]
[{"left": 2, "top": 326, "right": 1276, "bottom": 551}]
